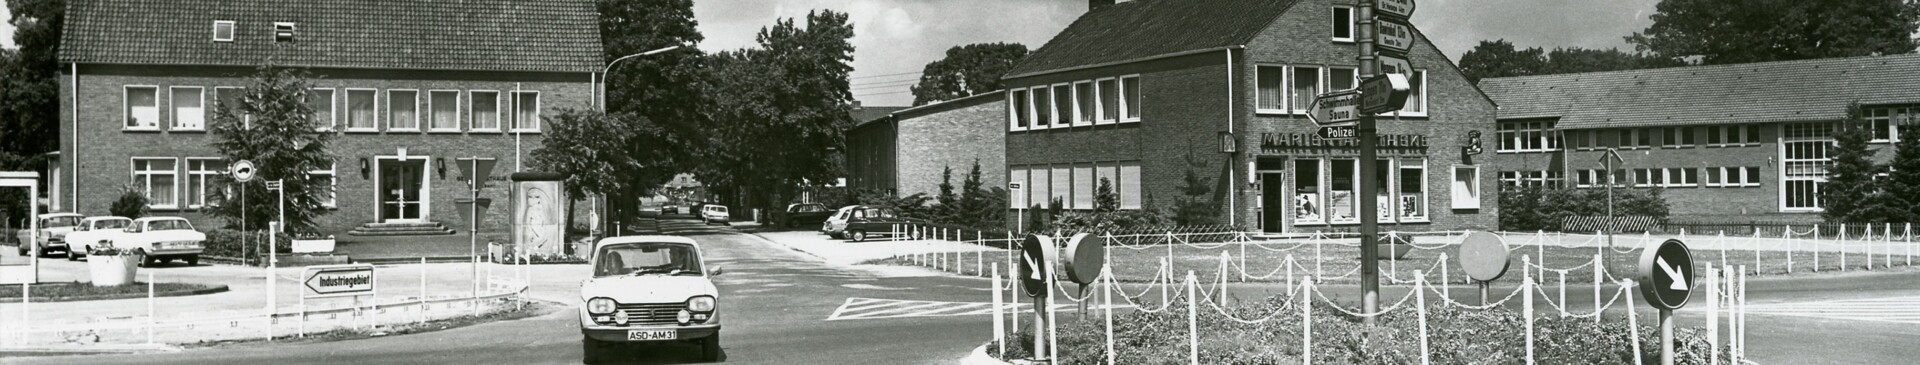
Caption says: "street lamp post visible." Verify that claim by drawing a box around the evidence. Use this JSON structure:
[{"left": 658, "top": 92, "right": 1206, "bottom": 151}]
[{"left": 596, "top": 45, "right": 685, "bottom": 111}]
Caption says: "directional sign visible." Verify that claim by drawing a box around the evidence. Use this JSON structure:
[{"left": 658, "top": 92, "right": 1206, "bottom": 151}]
[
  {"left": 265, "top": 180, "right": 282, "bottom": 191},
  {"left": 1316, "top": 125, "right": 1357, "bottom": 140},
  {"left": 1359, "top": 74, "right": 1411, "bottom": 114},
  {"left": 1376, "top": 0, "right": 1416, "bottom": 20},
  {"left": 303, "top": 264, "right": 375, "bottom": 297},
  {"left": 1457, "top": 231, "right": 1510, "bottom": 282},
  {"left": 231, "top": 160, "right": 256, "bottom": 183},
  {"left": 1019, "top": 234, "right": 1057, "bottom": 297},
  {"left": 1377, "top": 53, "right": 1413, "bottom": 77},
  {"left": 1307, "top": 89, "right": 1362, "bottom": 126},
  {"left": 1638, "top": 239, "right": 1694, "bottom": 310},
  {"left": 1373, "top": 18, "right": 1415, "bottom": 54}
]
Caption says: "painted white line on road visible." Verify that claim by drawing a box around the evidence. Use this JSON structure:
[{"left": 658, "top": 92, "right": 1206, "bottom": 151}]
[
  {"left": 1742, "top": 296, "right": 1920, "bottom": 325},
  {"left": 826, "top": 297, "right": 1133, "bottom": 321}
]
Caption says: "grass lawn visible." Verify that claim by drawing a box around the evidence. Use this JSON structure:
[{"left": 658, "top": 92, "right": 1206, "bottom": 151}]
[{"left": 0, "top": 281, "right": 224, "bottom": 302}]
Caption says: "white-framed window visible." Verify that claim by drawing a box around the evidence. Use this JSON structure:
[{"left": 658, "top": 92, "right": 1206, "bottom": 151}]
[
  {"left": 1119, "top": 162, "right": 1142, "bottom": 209},
  {"left": 1050, "top": 84, "right": 1072, "bottom": 129},
  {"left": 428, "top": 90, "right": 461, "bottom": 132},
  {"left": 1027, "top": 166, "right": 1049, "bottom": 209},
  {"left": 1289, "top": 66, "right": 1322, "bottom": 113},
  {"left": 1008, "top": 89, "right": 1030, "bottom": 132},
  {"left": 1863, "top": 105, "right": 1918, "bottom": 143},
  {"left": 1783, "top": 122, "right": 1831, "bottom": 211},
  {"left": 510, "top": 91, "right": 542, "bottom": 132},
  {"left": 1329, "top": 67, "right": 1358, "bottom": 91},
  {"left": 1392, "top": 70, "right": 1428, "bottom": 116},
  {"left": 1498, "top": 171, "right": 1520, "bottom": 187},
  {"left": 1072, "top": 164, "right": 1094, "bottom": 209},
  {"left": 212, "top": 20, "right": 235, "bottom": 42},
  {"left": 1293, "top": 158, "right": 1323, "bottom": 224},
  {"left": 1662, "top": 167, "right": 1698, "bottom": 187},
  {"left": 1497, "top": 120, "right": 1558, "bottom": 153},
  {"left": 1120, "top": 75, "right": 1141, "bottom": 122},
  {"left": 1331, "top": 6, "right": 1355, "bottom": 43},
  {"left": 170, "top": 86, "right": 206, "bottom": 131},
  {"left": 1255, "top": 65, "right": 1287, "bottom": 114},
  {"left": 1451, "top": 165, "right": 1481, "bottom": 209},
  {"left": 125, "top": 86, "right": 161, "bottom": 130},
  {"left": 310, "top": 162, "right": 337, "bottom": 208},
  {"left": 388, "top": 89, "right": 420, "bottom": 131},
  {"left": 308, "top": 88, "right": 336, "bottom": 131},
  {"left": 1095, "top": 78, "right": 1119, "bottom": 125},
  {"left": 1029, "top": 86, "right": 1053, "bottom": 130},
  {"left": 1327, "top": 158, "right": 1358, "bottom": 224},
  {"left": 470, "top": 90, "right": 501, "bottom": 132},
  {"left": 1574, "top": 169, "right": 1596, "bottom": 188},
  {"left": 132, "top": 158, "right": 179, "bottom": 209},
  {"left": 1397, "top": 159, "right": 1428, "bottom": 222},
  {"left": 1741, "top": 166, "right": 1761, "bottom": 187},
  {"left": 1072, "top": 81, "right": 1095, "bottom": 127},
  {"left": 345, "top": 88, "right": 378, "bottom": 131},
  {"left": 184, "top": 158, "right": 226, "bottom": 209},
  {"left": 1049, "top": 166, "right": 1071, "bottom": 208}
]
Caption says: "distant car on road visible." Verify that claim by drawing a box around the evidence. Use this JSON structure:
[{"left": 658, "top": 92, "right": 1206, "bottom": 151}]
[
  {"left": 61, "top": 216, "right": 133, "bottom": 261},
  {"left": 822, "top": 205, "right": 859, "bottom": 238},
  {"left": 834, "top": 206, "right": 925, "bottom": 242},
  {"left": 579, "top": 236, "right": 723, "bottom": 363},
  {"left": 782, "top": 203, "right": 833, "bottom": 228},
  {"left": 15, "top": 213, "right": 82, "bottom": 257},
  {"left": 105, "top": 217, "right": 206, "bottom": 267},
  {"left": 701, "top": 205, "right": 730, "bottom": 225}
]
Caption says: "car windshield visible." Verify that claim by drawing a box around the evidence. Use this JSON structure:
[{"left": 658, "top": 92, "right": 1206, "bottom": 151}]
[
  {"left": 93, "top": 219, "right": 132, "bottom": 230},
  {"left": 594, "top": 242, "right": 704, "bottom": 277},
  {"left": 146, "top": 220, "right": 195, "bottom": 231},
  {"left": 707, "top": 206, "right": 727, "bottom": 214},
  {"left": 792, "top": 204, "right": 826, "bottom": 213},
  {"left": 859, "top": 208, "right": 896, "bottom": 219},
  {"left": 42, "top": 216, "right": 81, "bottom": 227}
]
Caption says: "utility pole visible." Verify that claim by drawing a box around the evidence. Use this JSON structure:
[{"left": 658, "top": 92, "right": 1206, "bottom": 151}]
[{"left": 1356, "top": 0, "right": 1382, "bottom": 327}]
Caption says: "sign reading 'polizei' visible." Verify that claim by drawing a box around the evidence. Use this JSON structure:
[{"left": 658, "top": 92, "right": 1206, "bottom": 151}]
[{"left": 303, "top": 264, "right": 376, "bottom": 297}]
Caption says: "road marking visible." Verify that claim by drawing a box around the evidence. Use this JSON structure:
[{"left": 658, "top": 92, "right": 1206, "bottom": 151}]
[
  {"left": 1743, "top": 296, "right": 1920, "bottom": 325},
  {"left": 826, "top": 297, "right": 1132, "bottom": 321}
]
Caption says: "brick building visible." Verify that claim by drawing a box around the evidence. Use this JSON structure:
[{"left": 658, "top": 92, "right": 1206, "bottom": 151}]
[
  {"left": 1002, "top": 0, "right": 1498, "bottom": 233},
  {"left": 55, "top": 0, "right": 602, "bottom": 234},
  {"left": 846, "top": 92, "right": 1006, "bottom": 198},
  {"left": 1480, "top": 54, "right": 1920, "bottom": 222}
]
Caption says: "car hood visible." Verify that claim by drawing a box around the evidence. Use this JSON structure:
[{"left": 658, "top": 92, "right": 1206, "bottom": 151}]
[
  {"left": 145, "top": 230, "right": 208, "bottom": 242},
  {"left": 41, "top": 227, "right": 76, "bottom": 237},
  {"left": 580, "top": 275, "right": 718, "bottom": 304}
]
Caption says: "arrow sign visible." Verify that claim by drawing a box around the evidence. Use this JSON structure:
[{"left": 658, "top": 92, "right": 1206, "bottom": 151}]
[
  {"left": 1359, "top": 74, "right": 1411, "bottom": 114},
  {"left": 302, "top": 264, "right": 375, "bottom": 297},
  {"left": 1638, "top": 239, "right": 1694, "bottom": 310},
  {"left": 1316, "top": 125, "right": 1358, "bottom": 140},
  {"left": 1656, "top": 257, "right": 1687, "bottom": 290},
  {"left": 1373, "top": 18, "right": 1415, "bottom": 54},
  {"left": 1377, "top": 53, "right": 1413, "bottom": 77},
  {"left": 1307, "top": 89, "right": 1361, "bottom": 126},
  {"left": 1376, "top": 0, "right": 1416, "bottom": 20}
]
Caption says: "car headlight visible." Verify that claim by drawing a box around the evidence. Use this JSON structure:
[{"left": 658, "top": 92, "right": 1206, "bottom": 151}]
[
  {"left": 676, "top": 309, "right": 692, "bottom": 325},
  {"left": 687, "top": 296, "right": 715, "bottom": 312},
  {"left": 612, "top": 310, "right": 630, "bottom": 325},
  {"left": 587, "top": 297, "right": 616, "bottom": 315}
]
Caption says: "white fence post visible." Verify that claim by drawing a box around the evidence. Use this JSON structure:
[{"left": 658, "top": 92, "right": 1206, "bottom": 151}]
[
  {"left": 1708, "top": 264, "right": 1719, "bottom": 365},
  {"left": 1557, "top": 271, "right": 1567, "bottom": 318},
  {"left": 1813, "top": 225, "right": 1821, "bottom": 272},
  {"left": 1439, "top": 253, "right": 1451, "bottom": 299},
  {"left": 1841, "top": 224, "right": 1849, "bottom": 271},
  {"left": 1738, "top": 265, "right": 1748, "bottom": 363},
  {"left": 1104, "top": 267, "right": 1115, "bottom": 365},
  {"left": 1186, "top": 271, "right": 1199, "bottom": 365},
  {"left": 1593, "top": 254, "right": 1603, "bottom": 322},
  {"left": 148, "top": 271, "right": 156, "bottom": 344},
  {"left": 1416, "top": 270, "right": 1430, "bottom": 365},
  {"left": 419, "top": 257, "right": 428, "bottom": 324},
  {"left": 991, "top": 264, "right": 1005, "bottom": 359},
  {"left": 1626, "top": 279, "right": 1642, "bottom": 365},
  {"left": 1524, "top": 256, "right": 1534, "bottom": 365},
  {"left": 1301, "top": 275, "right": 1314, "bottom": 365}
]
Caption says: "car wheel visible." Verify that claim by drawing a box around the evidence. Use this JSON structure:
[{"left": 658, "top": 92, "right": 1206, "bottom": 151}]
[
  {"left": 137, "top": 250, "right": 154, "bottom": 267},
  {"left": 829, "top": 232, "right": 844, "bottom": 239},
  {"left": 581, "top": 336, "right": 607, "bottom": 364},
  {"left": 700, "top": 333, "right": 722, "bottom": 361},
  {"left": 66, "top": 250, "right": 77, "bottom": 261},
  {"left": 185, "top": 255, "right": 200, "bottom": 266},
  {"left": 850, "top": 230, "right": 867, "bottom": 242}
]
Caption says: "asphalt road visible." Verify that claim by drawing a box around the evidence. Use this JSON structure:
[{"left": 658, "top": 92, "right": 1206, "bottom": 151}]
[{"left": 9, "top": 219, "right": 1002, "bottom": 365}]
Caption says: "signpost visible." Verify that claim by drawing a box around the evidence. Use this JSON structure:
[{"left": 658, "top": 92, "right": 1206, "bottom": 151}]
[
  {"left": 299, "top": 264, "right": 377, "bottom": 337},
  {"left": 1372, "top": 19, "right": 1414, "bottom": 54},
  {"left": 1316, "top": 125, "right": 1358, "bottom": 140},
  {"left": 1353, "top": 0, "right": 1416, "bottom": 326},
  {"left": 1457, "top": 231, "right": 1511, "bottom": 305},
  {"left": 1639, "top": 239, "right": 1695, "bottom": 365},
  {"left": 1307, "top": 89, "right": 1362, "bottom": 126},
  {"left": 1010, "top": 182, "right": 1024, "bottom": 235},
  {"left": 1018, "top": 234, "right": 1056, "bottom": 362},
  {"left": 1375, "top": 0, "right": 1416, "bottom": 19},
  {"left": 1359, "top": 74, "right": 1411, "bottom": 114},
  {"left": 265, "top": 179, "right": 284, "bottom": 342},
  {"left": 232, "top": 160, "right": 254, "bottom": 267},
  {"left": 1377, "top": 53, "right": 1413, "bottom": 76},
  {"left": 1600, "top": 148, "right": 1625, "bottom": 248}
]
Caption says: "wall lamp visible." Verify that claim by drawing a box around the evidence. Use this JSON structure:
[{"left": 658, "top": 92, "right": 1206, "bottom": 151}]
[
  {"left": 436, "top": 158, "right": 447, "bottom": 179},
  {"left": 359, "top": 158, "right": 371, "bottom": 179},
  {"left": 1219, "top": 131, "right": 1237, "bottom": 153}
]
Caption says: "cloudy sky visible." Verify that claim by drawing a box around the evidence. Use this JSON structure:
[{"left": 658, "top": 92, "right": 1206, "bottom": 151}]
[{"left": 3, "top": 0, "right": 1664, "bottom": 105}]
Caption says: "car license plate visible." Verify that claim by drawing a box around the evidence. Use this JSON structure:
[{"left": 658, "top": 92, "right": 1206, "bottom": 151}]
[{"left": 627, "top": 330, "right": 675, "bottom": 341}]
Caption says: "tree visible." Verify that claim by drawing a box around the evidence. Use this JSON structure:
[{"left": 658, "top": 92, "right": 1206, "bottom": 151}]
[
  {"left": 1457, "top": 40, "right": 1548, "bottom": 84},
  {"left": 1627, "top": 0, "right": 1920, "bottom": 65},
  {"left": 529, "top": 109, "right": 677, "bottom": 227},
  {"left": 909, "top": 43, "right": 1029, "bottom": 106},
  {"left": 0, "top": 0, "right": 66, "bottom": 156},
  {"left": 1172, "top": 164, "right": 1217, "bottom": 226},
  {"left": 1884, "top": 117, "right": 1920, "bottom": 223},
  {"left": 700, "top": 10, "right": 856, "bottom": 220},
  {"left": 1459, "top": 40, "right": 1682, "bottom": 84},
  {"left": 109, "top": 187, "right": 150, "bottom": 219},
  {"left": 1821, "top": 103, "right": 1882, "bottom": 223},
  {"left": 203, "top": 65, "right": 336, "bottom": 234},
  {"left": 598, "top": 0, "right": 706, "bottom": 155},
  {"left": 935, "top": 166, "right": 958, "bottom": 219},
  {"left": 1539, "top": 47, "right": 1685, "bottom": 75},
  {"left": 1094, "top": 178, "right": 1118, "bottom": 213}
]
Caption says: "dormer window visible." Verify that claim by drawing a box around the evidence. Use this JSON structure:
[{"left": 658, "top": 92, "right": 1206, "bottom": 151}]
[
  {"left": 274, "top": 22, "right": 297, "bottom": 43},
  {"left": 212, "top": 21, "right": 235, "bottom": 42}
]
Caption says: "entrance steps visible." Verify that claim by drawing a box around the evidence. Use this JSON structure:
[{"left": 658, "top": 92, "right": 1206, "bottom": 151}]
[{"left": 346, "top": 221, "right": 455, "bottom": 236}]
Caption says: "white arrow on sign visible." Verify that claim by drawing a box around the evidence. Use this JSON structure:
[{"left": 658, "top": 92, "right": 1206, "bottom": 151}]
[
  {"left": 1307, "top": 89, "right": 1361, "bottom": 126},
  {"left": 1024, "top": 255, "right": 1044, "bottom": 281},
  {"left": 1656, "top": 256, "right": 1687, "bottom": 290},
  {"left": 1374, "top": 19, "right": 1415, "bottom": 54}
]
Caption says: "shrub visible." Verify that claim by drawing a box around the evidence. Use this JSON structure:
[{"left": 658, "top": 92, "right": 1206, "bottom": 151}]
[
  {"left": 203, "top": 228, "right": 290, "bottom": 264},
  {"left": 1499, "top": 185, "right": 1670, "bottom": 231},
  {"left": 109, "top": 187, "right": 150, "bottom": 219}
]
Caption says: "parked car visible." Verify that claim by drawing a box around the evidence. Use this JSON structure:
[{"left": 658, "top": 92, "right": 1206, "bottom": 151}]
[
  {"left": 61, "top": 216, "right": 133, "bottom": 261},
  {"left": 835, "top": 206, "right": 925, "bottom": 242},
  {"left": 822, "top": 205, "right": 860, "bottom": 238},
  {"left": 15, "top": 213, "right": 83, "bottom": 257},
  {"left": 661, "top": 204, "right": 680, "bottom": 216},
  {"left": 105, "top": 217, "right": 206, "bottom": 267},
  {"left": 701, "top": 205, "right": 731, "bottom": 225},
  {"left": 782, "top": 203, "right": 834, "bottom": 228},
  {"left": 579, "top": 236, "right": 723, "bottom": 363}
]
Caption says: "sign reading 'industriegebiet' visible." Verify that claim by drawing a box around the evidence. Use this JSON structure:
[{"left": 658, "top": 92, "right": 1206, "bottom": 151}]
[{"left": 303, "top": 264, "right": 376, "bottom": 297}]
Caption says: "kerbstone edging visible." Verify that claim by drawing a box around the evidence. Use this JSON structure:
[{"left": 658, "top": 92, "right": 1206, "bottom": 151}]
[{"left": 960, "top": 342, "right": 1013, "bottom": 365}]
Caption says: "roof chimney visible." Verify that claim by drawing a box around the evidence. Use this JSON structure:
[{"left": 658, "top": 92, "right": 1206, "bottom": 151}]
[{"left": 1090, "top": 0, "right": 1115, "bottom": 10}]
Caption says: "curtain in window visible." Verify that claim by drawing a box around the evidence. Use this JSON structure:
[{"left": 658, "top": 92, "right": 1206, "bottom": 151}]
[
  {"left": 127, "top": 87, "right": 159, "bottom": 128},
  {"left": 1098, "top": 79, "right": 1118, "bottom": 122},
  {"left": 1123, "top": 77, "right": 1141, "bottom": 120},
  {"left": 390, "top": 90, "right": 418, "bottom": 129},
  {"left": 308, "top": 89, "right": 334, "bottom": 129},
  {"left": 514, "top": 92, "right": 540, "bottom": 130},
  {"left": 431, "top": 91, "right": 459, "bottom": 130},
  {"left": 348, "top": 90, "right": 376, "bottom": 129},
  {"left": 1051, "top": 85, "right": 1071, "bottom": 127},
  {"left": 1257, "top": 66, "right": 1283, "bottom": 111},
  {"left": 472, "top": 92, "right": 499, "bottom": 130},
  {"left": 1290, "top": 66, "right": 1318, "bottom": 112},
  {"left": 1119, "top": 163, "right": 1142, "bottom": 209}
]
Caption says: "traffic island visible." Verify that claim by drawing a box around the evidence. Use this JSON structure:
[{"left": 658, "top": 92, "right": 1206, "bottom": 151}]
[
  {"left": 186, "top": 299, "right": 554, "bottom": 348},
  {"left": 0, "top": 281, "right": 227, "bottom": 303}
]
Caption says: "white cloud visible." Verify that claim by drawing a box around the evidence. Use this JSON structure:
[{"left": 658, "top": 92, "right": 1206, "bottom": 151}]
[{"left": 1, "top": 5, "right": 16, "bottom": 49}]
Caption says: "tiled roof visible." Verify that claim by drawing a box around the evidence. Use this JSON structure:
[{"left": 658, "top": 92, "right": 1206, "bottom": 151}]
[
  {"left": 59, "top": 0, "right": 604, "bottom": 73},
  {"left": 1478, "top": 54, "right": 1920, "bottom": 129},
  {"left": 1003, "top": 0, "right": 1297, "bottom": 78}
]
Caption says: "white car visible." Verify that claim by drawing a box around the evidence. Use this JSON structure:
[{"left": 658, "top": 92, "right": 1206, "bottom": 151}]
[
  {"left": 105, "top": 217, "right": 206, "bottom": 267},
  {"left": 15, "top": 213, "right": 82, "bottom": 257},
  {"left": 579, "top": 236, "right": 723, "bottom": 363},
  {"left": 701, "top": 205, "right": 730, "bottom": 225},
  {"left": 61, "top": 216, "right": 133, "bottom": 261},
  {"left": 821, "top": 205, "right": 858, "bottom": 238}
]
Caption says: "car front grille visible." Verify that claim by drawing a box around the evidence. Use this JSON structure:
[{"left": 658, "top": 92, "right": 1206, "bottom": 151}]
[{"left": 605, "top": 302, "right": 684, "bottom": 326}]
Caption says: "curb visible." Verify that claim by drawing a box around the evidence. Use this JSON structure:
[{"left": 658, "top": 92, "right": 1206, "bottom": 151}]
[
  {"left": 18, "top": 284, "right": 230, "bottom": 303},
  {"left": 960, "top": 342, "right": 1013, "bottom": 365},
  {"left": 746, "top": 232, "right": 835, "bottom": 263},
  {"left": 0, "top": 343, "right": 182, "bottom": 355}
]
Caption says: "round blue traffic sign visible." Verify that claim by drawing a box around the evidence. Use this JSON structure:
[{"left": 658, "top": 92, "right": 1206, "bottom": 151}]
[{"left": 1638, "top": 239, "right": 1694, "bottom": 310}]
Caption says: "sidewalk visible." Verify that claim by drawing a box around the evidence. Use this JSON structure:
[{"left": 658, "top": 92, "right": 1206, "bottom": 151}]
[{"left": 751, "top": 230, "right": 1004, "bottom": 267}]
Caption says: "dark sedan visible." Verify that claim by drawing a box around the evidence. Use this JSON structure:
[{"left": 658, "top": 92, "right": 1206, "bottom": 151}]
[{"left": 782, "top": 203, "right": 835, "bottom": 228}]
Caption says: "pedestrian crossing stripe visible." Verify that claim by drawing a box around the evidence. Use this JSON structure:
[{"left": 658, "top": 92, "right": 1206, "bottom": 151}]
[
  {"left": 825, "top": 297, "right": 1133, "bottom": 321},
  {"left": 1742, "top": 296, "right": 1920, "bottom": 325}
]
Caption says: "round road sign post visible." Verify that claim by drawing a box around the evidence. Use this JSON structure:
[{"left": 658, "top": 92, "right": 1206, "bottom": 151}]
[
  {"left": 1018, "top": 234, "right": 1054, "bottom": 362},
  {"left": 231, "top": 160, "right": 256, "bottom": 183},
  {"left": 1061, "top": 233, "right": 1103, "bottom": 316},
  {"left": 1456, "top": 231, "right": 1511, "bottom": 305},
  {"left": 1639, "top": 239, "right": 1694, "bottom": 365}
]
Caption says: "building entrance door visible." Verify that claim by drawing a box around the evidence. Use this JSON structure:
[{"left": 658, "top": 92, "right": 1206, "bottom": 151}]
[
  {"left": 1256, "top": 157, "right": 1289, "bottom": 234},
  {"left": 377, "top": 158, "right": 428, "bottom": 222}
]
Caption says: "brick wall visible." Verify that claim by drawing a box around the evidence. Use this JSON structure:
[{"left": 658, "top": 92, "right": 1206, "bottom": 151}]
[
  {"left": 896, "top": 95, "right": 1008, "bottom": 198},
  {"left": 60, "top": 64, "right": 594, "bottom": 234}
]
